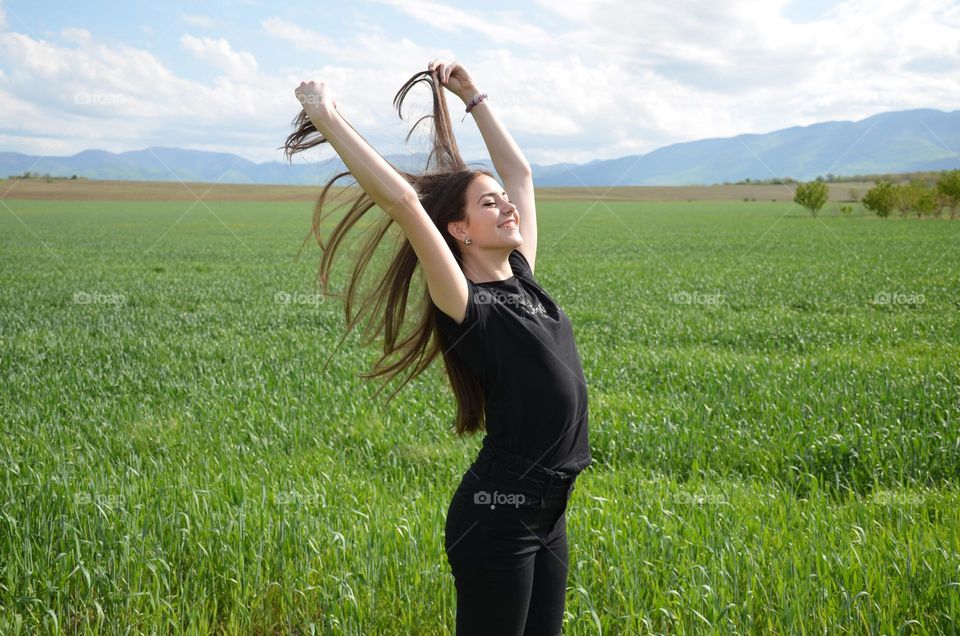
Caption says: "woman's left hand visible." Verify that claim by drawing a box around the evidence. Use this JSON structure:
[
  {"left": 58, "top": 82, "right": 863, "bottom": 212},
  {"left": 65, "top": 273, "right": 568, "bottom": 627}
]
[{"left": 428, "top": 59, "right": 477, "bottom": 104}]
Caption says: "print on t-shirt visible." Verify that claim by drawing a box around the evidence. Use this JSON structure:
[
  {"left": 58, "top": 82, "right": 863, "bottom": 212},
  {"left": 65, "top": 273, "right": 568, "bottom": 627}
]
[{"left": 472, "top": 286, "right": 547, "bottom": 319}]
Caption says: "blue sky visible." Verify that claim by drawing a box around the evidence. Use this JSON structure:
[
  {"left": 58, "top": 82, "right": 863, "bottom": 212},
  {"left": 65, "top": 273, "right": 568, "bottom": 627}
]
[{"left": 1, "top": 0, "right": 958, "bottom": 167}]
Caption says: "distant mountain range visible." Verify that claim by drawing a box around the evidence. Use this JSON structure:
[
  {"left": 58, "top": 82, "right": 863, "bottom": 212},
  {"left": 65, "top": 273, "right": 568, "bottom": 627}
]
[{"left": 2, "top": 108, "right": 958, "bottom": 187}]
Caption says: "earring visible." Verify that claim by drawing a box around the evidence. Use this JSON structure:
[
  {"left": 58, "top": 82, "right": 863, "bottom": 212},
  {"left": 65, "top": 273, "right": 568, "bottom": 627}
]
[{"left": 463, "top": 236, "right": 472, "bottom": 245}]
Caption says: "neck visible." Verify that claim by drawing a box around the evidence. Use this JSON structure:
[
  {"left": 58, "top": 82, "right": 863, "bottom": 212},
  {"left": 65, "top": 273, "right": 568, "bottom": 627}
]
[{"left": 460, "top": 247, "right": 514, "bottom": 283}]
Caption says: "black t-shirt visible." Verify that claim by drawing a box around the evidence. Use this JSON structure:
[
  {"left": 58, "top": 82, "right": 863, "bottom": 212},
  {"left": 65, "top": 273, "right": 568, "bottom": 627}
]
[{"left": 433, "top": 249, "right": 592, "bottom": 474}]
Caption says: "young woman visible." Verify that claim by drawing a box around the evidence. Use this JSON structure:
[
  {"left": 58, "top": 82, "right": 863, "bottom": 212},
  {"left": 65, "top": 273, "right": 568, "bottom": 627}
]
[{"left": 283, "top": 59, "right": 591, "bottom": 636}]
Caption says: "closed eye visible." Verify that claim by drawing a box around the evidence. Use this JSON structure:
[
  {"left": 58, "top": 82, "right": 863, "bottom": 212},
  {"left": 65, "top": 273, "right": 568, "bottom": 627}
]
[{"left": 483, "top": 192, "right": 509, "bottom": 206}]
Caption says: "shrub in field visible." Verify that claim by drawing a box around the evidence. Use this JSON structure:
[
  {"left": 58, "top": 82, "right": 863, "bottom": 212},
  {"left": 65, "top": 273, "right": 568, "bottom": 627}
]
[
  {"left": 937, "top": 169, "right": 960, "bottom": 219},
  {"left": 862, "top": 180, "right": 896, "bottom": 218},
  {"left": 892, "top": 179, "right": 940, "bottom": 218},
  {"left": 794, "top": 180, "right": 829, "bottom": 216},
  {"left": 893, "top": 182, "right": 912, "bottom": 217},
  {"left": 907, "top": 179, "right": 940, "bottom": 218},
  {"left": 915, "top": 183, "right": 943, "bottom": 217}
]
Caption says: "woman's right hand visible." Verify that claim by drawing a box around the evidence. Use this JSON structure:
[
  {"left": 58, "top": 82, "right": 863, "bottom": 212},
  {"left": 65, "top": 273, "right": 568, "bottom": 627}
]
[{"left": 294, "top": 80, "right": 337, "bottom": 124}]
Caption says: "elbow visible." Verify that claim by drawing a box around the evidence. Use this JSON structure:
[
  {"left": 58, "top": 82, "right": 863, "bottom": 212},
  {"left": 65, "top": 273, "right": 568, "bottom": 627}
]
[
  {"left": 399, "top": 187, "right": 421, "bottom": 209},
  {"left": 387, "top": 188, "right": 422, "bottom": 219}
]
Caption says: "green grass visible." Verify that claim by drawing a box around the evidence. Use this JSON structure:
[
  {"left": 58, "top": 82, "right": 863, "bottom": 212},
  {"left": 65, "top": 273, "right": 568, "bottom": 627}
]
[{"left": 1, "top": 197, "right": 959, "bottom": 634}]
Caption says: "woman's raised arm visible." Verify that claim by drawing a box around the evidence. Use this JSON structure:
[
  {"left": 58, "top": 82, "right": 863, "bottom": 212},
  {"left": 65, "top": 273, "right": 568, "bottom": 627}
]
[
  {"left": 429, "top": 60, "right": 539, "bottom": 272},
  {"left": 294, "top": 81, "right": 418, "bottom": 218},
  {"left": 292, "top": 80, "right": 470, "bottom": 323}
]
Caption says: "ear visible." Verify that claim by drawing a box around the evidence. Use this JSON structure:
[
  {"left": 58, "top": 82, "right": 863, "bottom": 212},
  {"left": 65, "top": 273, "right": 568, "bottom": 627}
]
[{"left": 446, "top": 219, "right": 467, "bottom": 242}]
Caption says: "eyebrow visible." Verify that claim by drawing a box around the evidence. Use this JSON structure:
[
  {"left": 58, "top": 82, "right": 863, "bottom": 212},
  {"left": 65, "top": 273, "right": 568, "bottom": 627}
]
[{"left": 477, "top": 191, "right": 508, "bottom": 203}]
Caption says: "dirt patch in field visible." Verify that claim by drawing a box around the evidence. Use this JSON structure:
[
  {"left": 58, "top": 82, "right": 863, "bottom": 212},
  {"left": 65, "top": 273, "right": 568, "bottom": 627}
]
[{"left": 0, "top": 178, "right": 873, "bottom": 202}]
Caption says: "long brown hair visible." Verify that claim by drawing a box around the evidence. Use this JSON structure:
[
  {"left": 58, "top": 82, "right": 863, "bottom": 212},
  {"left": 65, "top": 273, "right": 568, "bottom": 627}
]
[{"left": 280, "top": 70, "right": 490, "bottom": 436}]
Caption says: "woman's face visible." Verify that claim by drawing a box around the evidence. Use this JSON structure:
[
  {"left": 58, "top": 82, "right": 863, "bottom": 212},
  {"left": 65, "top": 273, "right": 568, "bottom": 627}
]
[{"left": 458, "top": 174, "right": 521, "bottom": 248}]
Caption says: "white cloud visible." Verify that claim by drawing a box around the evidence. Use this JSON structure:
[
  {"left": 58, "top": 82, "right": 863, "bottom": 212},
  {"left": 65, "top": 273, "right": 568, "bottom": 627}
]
[
  {"left": 0, "top": 23, "right": 455, "bottom": 165},
  {"left": 530, "top": 0, "right": 605, "bottom": 22},
  {"left": 261, "top": 17, "right": 339, "bottom": 55},
  {"left": 369, "top": 0, "right": 554, "bottom": 48},
  {"left": 506, "top": 0, "right": 960, "bottom": 158},
  {"left": 0, "top": 32, "right": 71, "bottom": 75},
  {"left": 435, "top": 49, "right": 734, "bottom": 164},
  {"left": 261, "top": 19, "right": 458, "bottom": 133},
  {"left": 180, "top": 34, "right": 258, "bottom": 79},
  {"left": 531, "top": 0, "right": 960, "bottom": 98},
  {"left": 0, "top": 29, "right": 300, "bottom": 161},
  {"left": 1, "top": 0, "right": 959, "bottom": 168}
]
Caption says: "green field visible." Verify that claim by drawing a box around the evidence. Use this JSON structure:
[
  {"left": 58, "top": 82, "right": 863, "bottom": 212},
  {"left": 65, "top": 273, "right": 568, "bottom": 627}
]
[{"left": 1, "top": 197, "right": 959, "bottom": 634}]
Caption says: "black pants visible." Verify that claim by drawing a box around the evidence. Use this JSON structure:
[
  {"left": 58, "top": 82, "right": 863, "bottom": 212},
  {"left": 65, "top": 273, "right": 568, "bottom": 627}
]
[{"left": 444, "top": 444, "right": 579, "bottom": 636}]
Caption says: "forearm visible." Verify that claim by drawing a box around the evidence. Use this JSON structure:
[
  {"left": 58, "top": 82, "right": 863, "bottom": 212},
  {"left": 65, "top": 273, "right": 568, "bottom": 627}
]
[
  {"left": 460, "top": 86, "right": 531, "bottom": 178},
  {"left": 309, "top": 109, "right": 417, "bottom": 216}
]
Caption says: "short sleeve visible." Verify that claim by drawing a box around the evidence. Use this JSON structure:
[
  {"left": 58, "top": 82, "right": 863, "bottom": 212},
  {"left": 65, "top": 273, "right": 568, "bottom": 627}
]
[
  {"left": 433, "top": 280, "right": 489, "bottom": 378},
  {"left": 509, "top": 249, "right": 534, "bottom": 281}
]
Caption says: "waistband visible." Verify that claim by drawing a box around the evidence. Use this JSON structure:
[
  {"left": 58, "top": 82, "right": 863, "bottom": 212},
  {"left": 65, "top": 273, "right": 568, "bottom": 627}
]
[{"left": 473, "top": 442, "right": 576, "bottom": 490}]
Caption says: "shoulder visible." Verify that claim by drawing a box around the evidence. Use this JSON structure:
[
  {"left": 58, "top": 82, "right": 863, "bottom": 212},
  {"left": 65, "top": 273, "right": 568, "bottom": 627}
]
[{"left": 434, "top": 278, "right": 488, "bottom": 333}]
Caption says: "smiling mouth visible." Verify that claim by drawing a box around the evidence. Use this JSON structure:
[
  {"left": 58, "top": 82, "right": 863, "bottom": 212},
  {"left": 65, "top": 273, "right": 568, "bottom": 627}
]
[{"left": 498, "top": 219, "right": 518, "bottom": 228}]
